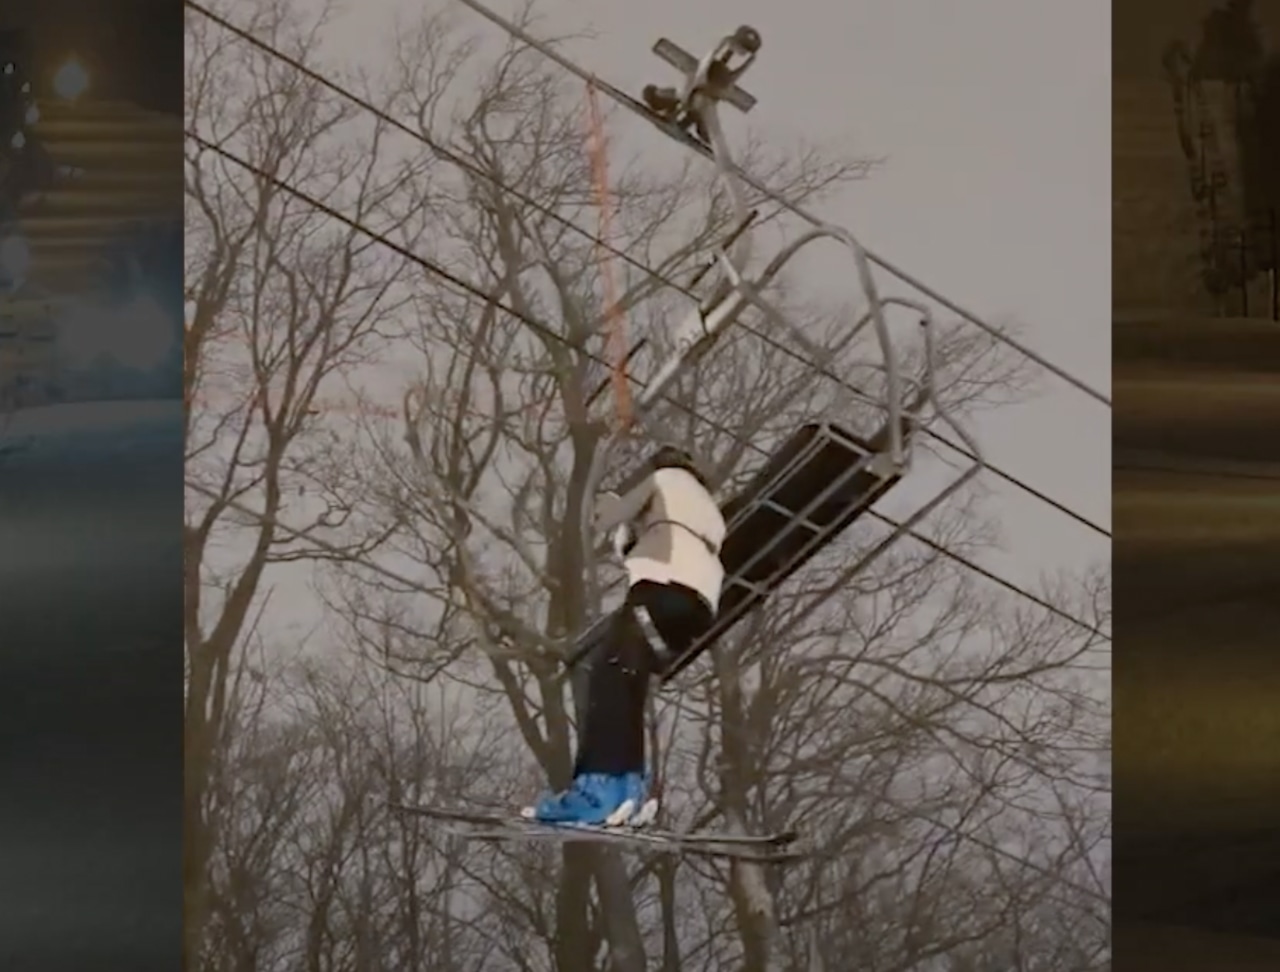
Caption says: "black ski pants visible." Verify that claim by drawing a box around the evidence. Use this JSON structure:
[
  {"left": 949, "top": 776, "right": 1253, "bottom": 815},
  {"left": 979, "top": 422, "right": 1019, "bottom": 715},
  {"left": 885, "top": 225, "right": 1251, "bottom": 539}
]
[{"left": 573, "top": 580, "right": 714, "bottom": 777}]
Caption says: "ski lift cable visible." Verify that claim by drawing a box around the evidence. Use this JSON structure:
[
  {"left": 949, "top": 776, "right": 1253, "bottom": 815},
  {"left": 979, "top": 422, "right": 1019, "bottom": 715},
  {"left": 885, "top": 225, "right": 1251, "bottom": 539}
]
[
  {"left": 184, "top": 129, "right": 1111, "bottom": 646},
  {"left": 184, "top": 1, "right": 1110, "bottom": 543},
  {"left": 451, "top": 0, "right": 1111, "bottom": 410}
]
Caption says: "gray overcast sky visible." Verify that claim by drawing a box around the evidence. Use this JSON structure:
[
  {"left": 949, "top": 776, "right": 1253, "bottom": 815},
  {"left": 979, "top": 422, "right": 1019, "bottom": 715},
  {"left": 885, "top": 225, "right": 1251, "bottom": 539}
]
[{"left": 234, "top": 0, "right": 1110, "bottom": 638}]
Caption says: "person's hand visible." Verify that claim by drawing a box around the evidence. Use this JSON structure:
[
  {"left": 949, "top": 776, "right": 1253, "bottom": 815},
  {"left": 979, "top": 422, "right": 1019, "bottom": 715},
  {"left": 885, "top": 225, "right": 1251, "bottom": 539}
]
[{"left": 611, "top": 523, "right": 636, "bottom": 559}]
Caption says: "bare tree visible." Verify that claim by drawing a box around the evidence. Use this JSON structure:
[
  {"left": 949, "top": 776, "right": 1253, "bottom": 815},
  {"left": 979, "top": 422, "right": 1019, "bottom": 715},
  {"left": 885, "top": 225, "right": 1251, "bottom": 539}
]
[
  {"left": 198, "top": 639, "right": 523, "bottom": 972},
  {"left": 316, "top": 11, "right": 903, "bottom": 971},
  {"left": 186, "top": 1, "right": 1109, "bottom": 969},
  {"left": 313, "top": 8, "right": 1103, "bottom": 972},
  {"left": 183, "top": 0, "right": 434, "bottom": 963}
]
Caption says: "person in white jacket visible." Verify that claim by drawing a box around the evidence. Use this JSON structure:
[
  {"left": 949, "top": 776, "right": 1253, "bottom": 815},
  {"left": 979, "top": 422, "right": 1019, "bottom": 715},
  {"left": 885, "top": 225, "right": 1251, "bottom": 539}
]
[{"left": 528, "top": 445, "right": 727, "bottom": 826}]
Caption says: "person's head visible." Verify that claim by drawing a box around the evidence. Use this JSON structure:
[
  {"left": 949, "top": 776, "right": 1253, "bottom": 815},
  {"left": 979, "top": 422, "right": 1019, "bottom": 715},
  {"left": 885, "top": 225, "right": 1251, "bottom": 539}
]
[{"left": 650, "top": 444, "right": 710, "bottom": 489}]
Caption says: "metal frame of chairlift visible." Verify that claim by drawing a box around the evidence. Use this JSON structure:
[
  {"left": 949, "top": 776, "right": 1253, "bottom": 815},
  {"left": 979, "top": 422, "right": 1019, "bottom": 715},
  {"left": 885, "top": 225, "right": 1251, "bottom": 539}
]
[{"left": 558, "top": 26, "right": 985, "bottom": 682}]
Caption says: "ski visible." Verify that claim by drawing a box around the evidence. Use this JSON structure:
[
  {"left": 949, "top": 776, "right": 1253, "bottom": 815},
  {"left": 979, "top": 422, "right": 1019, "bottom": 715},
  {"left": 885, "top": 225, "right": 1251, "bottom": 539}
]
[
  {"left": 391, "top": 802, "right": 797, "bottom": 845},
  {"left": 461, "top": 825, "right": 803, "bottom": 864},
  {"left": 390, "top": 802, "right": 802, "bottom": 862}
]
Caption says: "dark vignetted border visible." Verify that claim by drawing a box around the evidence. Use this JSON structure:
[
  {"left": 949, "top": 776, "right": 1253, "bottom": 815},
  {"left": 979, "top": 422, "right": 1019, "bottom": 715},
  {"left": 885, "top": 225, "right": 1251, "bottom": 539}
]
[
  {"left": 1114, "top": 0, "right": 1280, "bottom": 967},
  {"left": 0, "top": 1, "right": 181, "bottom": 969}
]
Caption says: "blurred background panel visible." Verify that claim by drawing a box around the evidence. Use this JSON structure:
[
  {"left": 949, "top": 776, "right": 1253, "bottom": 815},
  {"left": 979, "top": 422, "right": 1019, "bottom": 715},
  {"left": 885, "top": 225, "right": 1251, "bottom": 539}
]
[
  {"left": 1113, "top": 0, "right": 1280, "bottom": 966},
  {"left": 0, "top": 2, "right": 181, "bottom": 966},
  {"left": 1115, "top": 0, "right": 1280, "bottom": 78},
  {"left": 1, "top": 0, "right": 180, "bottom": 411}
]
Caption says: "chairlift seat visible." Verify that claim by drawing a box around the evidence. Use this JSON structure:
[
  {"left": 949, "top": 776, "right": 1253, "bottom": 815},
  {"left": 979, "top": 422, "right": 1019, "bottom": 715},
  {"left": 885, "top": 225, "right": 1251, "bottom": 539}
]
[{"left": 570, "top": 420, "right": 905, "bottom": 682}]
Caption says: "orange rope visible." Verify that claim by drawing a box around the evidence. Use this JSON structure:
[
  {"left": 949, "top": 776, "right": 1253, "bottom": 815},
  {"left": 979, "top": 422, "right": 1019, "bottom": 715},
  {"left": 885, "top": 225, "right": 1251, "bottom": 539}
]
[{"left": 584, "top": 82, "right": 632, "bottom": 431}]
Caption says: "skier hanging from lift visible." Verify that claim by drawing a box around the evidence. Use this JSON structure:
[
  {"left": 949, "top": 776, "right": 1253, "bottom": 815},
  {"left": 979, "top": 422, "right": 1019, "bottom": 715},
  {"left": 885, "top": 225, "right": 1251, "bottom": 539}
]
[{"left": 525, "top": 445, "right": 727, "bottom": 826}]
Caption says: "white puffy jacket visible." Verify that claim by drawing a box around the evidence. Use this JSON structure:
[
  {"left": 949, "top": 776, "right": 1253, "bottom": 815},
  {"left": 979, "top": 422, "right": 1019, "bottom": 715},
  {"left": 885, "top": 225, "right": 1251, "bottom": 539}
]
[{"left": 597, "top": 466, "right": 727, "bottom": 612}]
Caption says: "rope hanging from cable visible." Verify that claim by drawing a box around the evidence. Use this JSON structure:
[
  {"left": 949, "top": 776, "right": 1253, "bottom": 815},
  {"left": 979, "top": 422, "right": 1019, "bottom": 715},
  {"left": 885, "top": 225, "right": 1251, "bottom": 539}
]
[{"left": 584, "top": 82, "right": 633, "bottom": 433}]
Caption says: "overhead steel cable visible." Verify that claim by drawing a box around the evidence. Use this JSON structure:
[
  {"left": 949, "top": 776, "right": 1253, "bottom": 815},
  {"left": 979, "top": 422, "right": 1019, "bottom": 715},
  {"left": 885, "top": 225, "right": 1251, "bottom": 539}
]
[
  {"left": 186, "top": 1, "right": 1110, "bottom": 542},
  {"left": 185, "top": 128, "right": 1110, "bottom": 644}
]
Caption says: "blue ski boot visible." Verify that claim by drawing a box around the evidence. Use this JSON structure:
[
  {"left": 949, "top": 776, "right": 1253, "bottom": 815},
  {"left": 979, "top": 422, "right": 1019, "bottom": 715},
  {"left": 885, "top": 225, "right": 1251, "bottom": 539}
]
[{"left": 526, "top": 771, "right": 649, "bottom": 826}]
